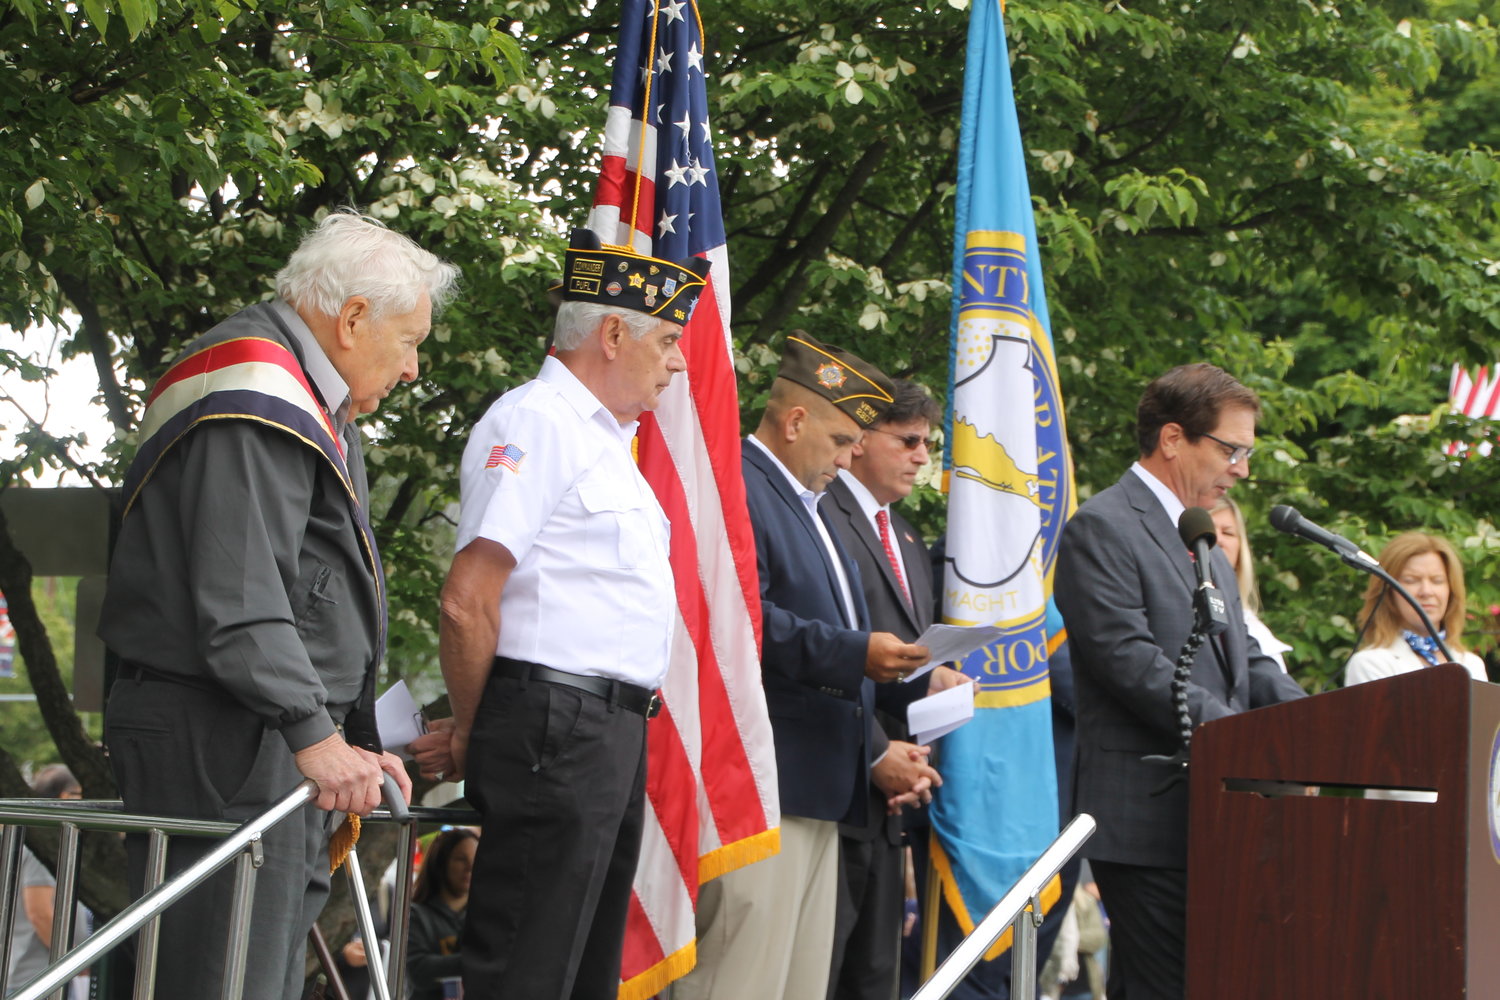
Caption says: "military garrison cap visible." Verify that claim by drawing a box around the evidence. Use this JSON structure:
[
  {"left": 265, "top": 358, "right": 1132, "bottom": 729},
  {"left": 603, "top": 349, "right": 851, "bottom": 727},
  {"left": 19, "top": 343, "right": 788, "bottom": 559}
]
[
  {"left": 776, "top": 333, "right": 895, "bottom": 428},
  {"left": 561, "top": 228, "right": 711, "bottom": 325}
]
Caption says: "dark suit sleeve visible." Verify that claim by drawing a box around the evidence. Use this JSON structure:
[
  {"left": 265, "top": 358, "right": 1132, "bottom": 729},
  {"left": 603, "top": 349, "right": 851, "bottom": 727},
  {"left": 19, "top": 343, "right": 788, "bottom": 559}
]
[
  {"left": 176, "top": 421, "right": 340, "bottom": 751},
  {"left": 873, "top": 675, "right": 929, "bottom": 720},
  {"left": 754, "top": 513, "right": 869, "bottom": 699},
  {"left": 1056, "top": 504, "right": 1238, "bottom": 740},
  {"left": 1243, "top": 630, "right": 1307, "bottom": 707}
]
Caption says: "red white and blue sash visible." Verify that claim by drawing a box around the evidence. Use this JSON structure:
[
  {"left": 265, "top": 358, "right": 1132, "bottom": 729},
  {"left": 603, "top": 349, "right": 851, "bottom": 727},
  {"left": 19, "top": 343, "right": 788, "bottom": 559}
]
[{"left": 123, "top": 335, "right": 385, "bottom": 645}]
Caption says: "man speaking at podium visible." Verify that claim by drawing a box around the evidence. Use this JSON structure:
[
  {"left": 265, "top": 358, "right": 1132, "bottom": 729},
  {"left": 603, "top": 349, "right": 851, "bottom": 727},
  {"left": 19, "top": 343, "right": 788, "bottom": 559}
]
[{"left": 1055, "top": 363, "right": 1305, "bottom": 1000}]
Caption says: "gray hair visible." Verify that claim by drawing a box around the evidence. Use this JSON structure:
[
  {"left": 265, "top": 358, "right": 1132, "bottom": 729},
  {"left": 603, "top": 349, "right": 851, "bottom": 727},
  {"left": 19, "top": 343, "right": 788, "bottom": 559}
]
[
  {"left": 552, "top": 300, "right": 660, "bottom": 351},
  {"left": 274, "top": 209, "right": 460, "bottom": 320}
]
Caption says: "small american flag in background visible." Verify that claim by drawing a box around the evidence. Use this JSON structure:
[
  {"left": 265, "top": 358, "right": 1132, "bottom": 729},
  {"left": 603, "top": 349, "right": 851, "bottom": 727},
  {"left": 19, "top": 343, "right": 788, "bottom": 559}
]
[{"left": 484, "top": 443, "right": 525, "bottom": 471}]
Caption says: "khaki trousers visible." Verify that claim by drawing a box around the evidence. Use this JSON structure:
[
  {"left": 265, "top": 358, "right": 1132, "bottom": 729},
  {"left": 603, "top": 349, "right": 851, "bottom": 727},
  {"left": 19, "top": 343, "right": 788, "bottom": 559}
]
[{"left": 669, "top": 815, "right": 840, "bottom": 1000}]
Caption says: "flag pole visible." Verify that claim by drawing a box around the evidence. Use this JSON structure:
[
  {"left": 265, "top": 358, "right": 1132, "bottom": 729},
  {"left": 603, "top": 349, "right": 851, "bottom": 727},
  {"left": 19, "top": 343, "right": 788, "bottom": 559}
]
[{"left": 920, "top": 853, "right": 942, "bottom": 980}]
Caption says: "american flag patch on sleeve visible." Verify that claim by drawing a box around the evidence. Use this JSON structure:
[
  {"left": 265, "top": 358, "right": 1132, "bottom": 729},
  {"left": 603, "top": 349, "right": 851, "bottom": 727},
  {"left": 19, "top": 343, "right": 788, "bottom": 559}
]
[{"left": 485, "top": 443, "right": 526, "bottom": 472}]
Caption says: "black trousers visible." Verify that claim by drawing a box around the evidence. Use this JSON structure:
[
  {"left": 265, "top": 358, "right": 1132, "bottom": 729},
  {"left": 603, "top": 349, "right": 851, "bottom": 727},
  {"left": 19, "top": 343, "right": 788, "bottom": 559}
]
[
  {"left": 1089, "top": 860, "right": 1187, "bottom": 1000},
  {"left": 105, "top": 676, "right": 332, "bottom": 1000},
  {"left": 461, "top": 670, "right": 648, "bottom": 1000},
  {"left": 828, "top": 829, "right": 904, "bottom": 1000}
]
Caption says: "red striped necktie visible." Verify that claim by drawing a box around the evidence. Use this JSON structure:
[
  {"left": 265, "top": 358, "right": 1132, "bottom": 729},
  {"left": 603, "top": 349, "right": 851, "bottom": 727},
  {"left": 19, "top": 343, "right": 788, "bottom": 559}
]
[{"left": 876, "top": 508, "right": 912, "bottom": 608}]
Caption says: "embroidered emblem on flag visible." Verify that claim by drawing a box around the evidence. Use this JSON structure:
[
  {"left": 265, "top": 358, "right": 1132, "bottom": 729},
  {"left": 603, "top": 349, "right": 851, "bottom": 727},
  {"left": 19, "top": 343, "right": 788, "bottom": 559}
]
[{"left": 485, "top": 443, "right": 526, "bottom": 471}]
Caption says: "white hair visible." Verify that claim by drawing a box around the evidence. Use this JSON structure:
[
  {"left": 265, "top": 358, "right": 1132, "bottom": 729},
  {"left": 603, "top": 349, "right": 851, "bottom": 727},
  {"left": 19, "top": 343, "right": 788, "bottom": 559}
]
[
  {"left": 552, "top": 300, "right": 660, "bottom": 351},
  {"left": 274, "top": 209, "right": 460, "bottom": 320}
]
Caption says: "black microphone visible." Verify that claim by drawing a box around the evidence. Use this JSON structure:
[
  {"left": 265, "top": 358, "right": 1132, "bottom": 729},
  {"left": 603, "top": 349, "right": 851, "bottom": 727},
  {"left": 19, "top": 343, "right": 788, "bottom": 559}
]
[
  {"left": 1269, "top": 505, "right": 1377, "bottom": 565},
  {"left": 1270, "top": 504, "right": 1453, "bottom": 662},
  {"left": 1178, "top": 507, "right": 1229, "bottom": 636}
]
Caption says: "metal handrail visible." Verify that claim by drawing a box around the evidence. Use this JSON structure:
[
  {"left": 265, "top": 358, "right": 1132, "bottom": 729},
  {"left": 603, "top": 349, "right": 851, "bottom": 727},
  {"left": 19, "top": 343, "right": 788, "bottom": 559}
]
[
  {"left": 0, "top": 790, "right": 481, "bottom": 1000},
  {"left": 1, "top": 782, "right": 318, "bottom": 1000},
  {"left": 911, "top": 812, "right": 1097, "bottom": 1000}
]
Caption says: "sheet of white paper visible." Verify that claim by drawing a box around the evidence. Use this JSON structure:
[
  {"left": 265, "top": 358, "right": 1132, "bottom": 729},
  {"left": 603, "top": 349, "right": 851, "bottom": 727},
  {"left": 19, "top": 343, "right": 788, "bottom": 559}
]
[
  {"left": 375, "top": 680, "right": 425, "bottom": 759},
  {"left": 901, "top": 623, "right": 1008, "bottom": 682},
  {"left": 907, "top": 681, "right": 975, "bottom": 745}
]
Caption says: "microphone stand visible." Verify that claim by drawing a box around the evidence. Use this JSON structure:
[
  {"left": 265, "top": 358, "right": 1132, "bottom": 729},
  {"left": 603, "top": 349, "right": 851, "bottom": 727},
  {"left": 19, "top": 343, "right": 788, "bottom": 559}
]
[
  {"left": 1141, "top": 627, "right": 1205, "bottom": 794},
  {"left": 1143, "top": 585, "right": 1220, "bottom": 794}
]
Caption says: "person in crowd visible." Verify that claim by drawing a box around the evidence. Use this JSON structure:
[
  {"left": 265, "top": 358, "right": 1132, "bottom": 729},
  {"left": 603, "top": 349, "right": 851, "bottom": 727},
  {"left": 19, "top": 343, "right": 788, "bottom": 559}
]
[
  {"left": 1344, "top": 531, "right": 1488, "bottom": 684},
  {"left": 98, "top": 210, "right": 436, "bottom": 999},
  {"left": 408, "top": 827, "right": 479, "bottom": 1000},
  {"left": 822, "top": 379, "right": 968, "bottom": 1000},
  {"left": 1056, "top": 363, "right": 1305, "bottom": 1000},
  {"left": 670, "top": 335, "right": 939, "bottom": 1000},
  {"left": 6, "top": 765, "right": 90, "bottom": 998},
  {"left": 434, "top": 228, "right": 709, "bottom": 1000},
  {"left": 29, "top": 765, "right": 81, "bottom": 802},
  {"left": 1208, "top": 496, "right": 1292, "bottom": 671}
]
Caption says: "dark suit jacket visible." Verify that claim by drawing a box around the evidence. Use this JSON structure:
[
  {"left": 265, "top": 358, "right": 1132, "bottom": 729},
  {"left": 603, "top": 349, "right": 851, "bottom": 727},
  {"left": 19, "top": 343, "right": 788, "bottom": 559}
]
[
  {"left": 743, "top": 439, "right": 885, "bottom": 826},
  {"left": 1056, "top": 469, "right": 1305, "bottom": 869},
  {"left": 823, "top": 476, "right": 934, "bottom": 844}
]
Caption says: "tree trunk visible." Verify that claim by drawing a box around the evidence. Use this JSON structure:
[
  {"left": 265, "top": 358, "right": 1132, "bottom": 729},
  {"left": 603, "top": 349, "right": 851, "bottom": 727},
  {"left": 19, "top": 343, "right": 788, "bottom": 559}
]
[{"left": 0, "top": 502, "right": 128, "bottom": 918}]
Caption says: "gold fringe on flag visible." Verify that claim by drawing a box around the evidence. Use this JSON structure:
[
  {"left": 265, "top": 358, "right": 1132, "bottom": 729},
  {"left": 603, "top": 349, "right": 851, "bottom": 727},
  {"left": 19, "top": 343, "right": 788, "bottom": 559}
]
[{"left": 328, "top": 812, "right": 361, "bottom": 873}]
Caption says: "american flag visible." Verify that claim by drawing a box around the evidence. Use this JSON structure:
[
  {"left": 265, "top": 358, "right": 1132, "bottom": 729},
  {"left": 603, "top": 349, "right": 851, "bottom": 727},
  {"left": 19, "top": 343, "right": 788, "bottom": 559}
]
[
  {"left": 1447, "top": 364, "right": 1499, "bottom": 458},
  {"left": 483, "top": 443, "right": 525, "bottom": 471},
  {"left": 586, "top": 2, "right": 779, "bottom": 997}
]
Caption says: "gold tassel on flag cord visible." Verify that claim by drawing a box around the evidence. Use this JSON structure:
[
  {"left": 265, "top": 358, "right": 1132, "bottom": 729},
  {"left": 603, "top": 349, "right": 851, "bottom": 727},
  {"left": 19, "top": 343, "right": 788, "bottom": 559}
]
[{"left": 328, "top": 812, "right": 360, "bottom": 873}]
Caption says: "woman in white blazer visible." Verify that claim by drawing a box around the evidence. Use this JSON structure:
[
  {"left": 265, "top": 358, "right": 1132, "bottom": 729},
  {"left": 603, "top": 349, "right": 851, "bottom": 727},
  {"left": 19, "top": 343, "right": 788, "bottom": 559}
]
[{"left": 1344, "top": 531, "right": 1487, "bottom": 686}]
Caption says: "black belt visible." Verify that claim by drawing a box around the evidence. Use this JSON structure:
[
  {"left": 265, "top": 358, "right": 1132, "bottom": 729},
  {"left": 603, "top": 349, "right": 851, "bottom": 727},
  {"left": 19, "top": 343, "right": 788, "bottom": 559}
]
[
  {"left": 492, "top": 657, "right": 661, "bottom": 719},
  {"left": 116, "top": 660, "right": 225, "bottom": 695},
  {"left": 116, "top": 660, "right": 357, "bottom": 724}
]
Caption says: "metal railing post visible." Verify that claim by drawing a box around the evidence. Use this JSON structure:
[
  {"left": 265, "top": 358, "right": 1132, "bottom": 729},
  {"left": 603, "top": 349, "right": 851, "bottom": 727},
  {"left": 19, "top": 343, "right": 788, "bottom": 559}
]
[
  {"left": 132, "top": 828, "right": 170, "bottom": 999},
  {"left": 219, "top": 839, "right": 262, "bottom": 1000},
  {"left": 346, "top": 849, "right": 393, "bottom": 1000},
  {"left": 911, "top": 813, "right": 1096, "bottom": 1000},
  {"left": 1009, "top": 892, "right": 1043, "bottom": 999},
  {"left": 0, "top": 823, "right": 25, "bottom": 999},
  {"left": 383, "top": 775, "right": 418, "bottom": 1000},
  {"left": 44, "top": 822, "right": 81, "bottom": 1000}
]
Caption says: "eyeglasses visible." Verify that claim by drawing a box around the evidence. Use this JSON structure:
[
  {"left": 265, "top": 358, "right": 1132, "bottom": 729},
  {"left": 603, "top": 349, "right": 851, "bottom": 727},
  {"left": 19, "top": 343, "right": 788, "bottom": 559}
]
[
  {"left": 1200, "top": 431, "right": 1254, "bottom": 465},
  {"left": 870, "top": 428, "right": 938, "bottom": 452}
]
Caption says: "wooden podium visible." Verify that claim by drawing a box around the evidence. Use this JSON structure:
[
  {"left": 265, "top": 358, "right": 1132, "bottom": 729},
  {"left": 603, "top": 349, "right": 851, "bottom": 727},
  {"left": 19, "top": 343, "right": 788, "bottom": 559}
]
[{"left": 1187, "top": 665, "right": 1500, "bottom": 998}]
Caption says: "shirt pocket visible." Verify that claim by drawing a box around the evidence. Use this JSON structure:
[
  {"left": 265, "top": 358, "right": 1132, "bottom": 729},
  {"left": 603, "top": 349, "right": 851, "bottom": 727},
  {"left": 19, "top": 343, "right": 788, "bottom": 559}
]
[
  {"left": 577, "top": 479, "right": 655, "bottom": 569},
  {"left": 290, "top": 560, "right": 338, "bottom": 625}
]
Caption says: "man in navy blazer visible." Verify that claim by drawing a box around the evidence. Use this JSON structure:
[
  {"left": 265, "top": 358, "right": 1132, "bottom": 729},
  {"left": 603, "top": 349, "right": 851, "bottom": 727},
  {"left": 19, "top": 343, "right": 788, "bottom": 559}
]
[
  {"left": 1056, "top": 363, "right": 1306, "bottom": 1000},
  {"left": 822, "top": 379, "right": 968, "bottom": 1000},
  {"left": 672, "top": 335, "right": 939, "bottom": 1000}
]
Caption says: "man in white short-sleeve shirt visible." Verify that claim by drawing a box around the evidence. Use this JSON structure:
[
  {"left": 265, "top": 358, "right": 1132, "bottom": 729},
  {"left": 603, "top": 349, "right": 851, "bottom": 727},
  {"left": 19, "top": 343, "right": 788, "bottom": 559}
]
[{"left": 434, "top": 228, "right": 710, "bottom": 1000}]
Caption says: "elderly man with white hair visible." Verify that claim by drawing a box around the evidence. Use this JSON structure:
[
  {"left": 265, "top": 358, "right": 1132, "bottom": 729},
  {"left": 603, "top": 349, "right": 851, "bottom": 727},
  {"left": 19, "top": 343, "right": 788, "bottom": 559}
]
[
  {"left": 99, "top": 209, "right": 453, "bottom": 999},
  {"left": 429, "top": 227, "right": 709, "bottom": 1000}
]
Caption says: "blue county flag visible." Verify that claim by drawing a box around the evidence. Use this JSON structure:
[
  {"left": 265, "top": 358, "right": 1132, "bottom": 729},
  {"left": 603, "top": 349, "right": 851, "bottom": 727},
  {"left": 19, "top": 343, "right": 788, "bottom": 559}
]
[{"left": 929, "top": 0, "right": 1077, "bottom": 957}]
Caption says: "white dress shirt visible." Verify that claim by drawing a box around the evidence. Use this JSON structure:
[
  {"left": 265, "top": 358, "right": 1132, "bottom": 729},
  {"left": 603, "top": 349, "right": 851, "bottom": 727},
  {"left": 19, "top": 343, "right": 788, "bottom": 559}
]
[
  {"left": 456, "top": 356, "right": 675, "bottom": 687},
  {"left": 1130, "top": 461, "right": 1186, "bottom": 527}
]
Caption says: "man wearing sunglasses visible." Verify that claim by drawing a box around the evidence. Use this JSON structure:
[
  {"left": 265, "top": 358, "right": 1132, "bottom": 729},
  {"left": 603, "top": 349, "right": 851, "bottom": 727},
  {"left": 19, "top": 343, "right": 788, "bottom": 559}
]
[{"left": 1055, "top": 363, "right": 1306, "bottom": 1000}]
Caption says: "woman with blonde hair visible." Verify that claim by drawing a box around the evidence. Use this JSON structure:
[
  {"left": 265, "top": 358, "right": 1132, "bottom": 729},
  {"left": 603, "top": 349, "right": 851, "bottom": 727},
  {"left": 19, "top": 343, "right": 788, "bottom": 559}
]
[
  {"left": 1345, "top": 531, "right": 1487, "bottom": 685},
  {"left": 1209, "top": 496, "right": 1292, "bottom": 671}
]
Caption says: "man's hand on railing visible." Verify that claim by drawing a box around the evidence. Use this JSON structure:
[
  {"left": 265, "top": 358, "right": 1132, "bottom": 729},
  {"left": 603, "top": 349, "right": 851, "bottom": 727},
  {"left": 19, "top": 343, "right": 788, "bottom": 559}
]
[
  {"left": 363, "top": 748, "right": 414, "bottom": 807},
  {"left": 293, "top": 734, "right": 387, "bottom": 815}
]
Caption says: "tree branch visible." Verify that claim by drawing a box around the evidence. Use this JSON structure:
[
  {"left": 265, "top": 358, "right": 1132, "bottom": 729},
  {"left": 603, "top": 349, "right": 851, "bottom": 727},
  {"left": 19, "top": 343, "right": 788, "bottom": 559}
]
[
  {"left": 752, "top": 137, "right": 893, "bottom": 339},
  {"left": 50, "top": 274, "right": 133, "bottom": 433}
]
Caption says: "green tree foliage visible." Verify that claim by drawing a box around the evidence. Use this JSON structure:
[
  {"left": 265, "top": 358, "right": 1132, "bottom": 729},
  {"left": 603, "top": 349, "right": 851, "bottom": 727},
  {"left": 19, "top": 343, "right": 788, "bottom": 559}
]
[{"left": 0, "top": 0, "right": 1496, "bottom": 837}]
